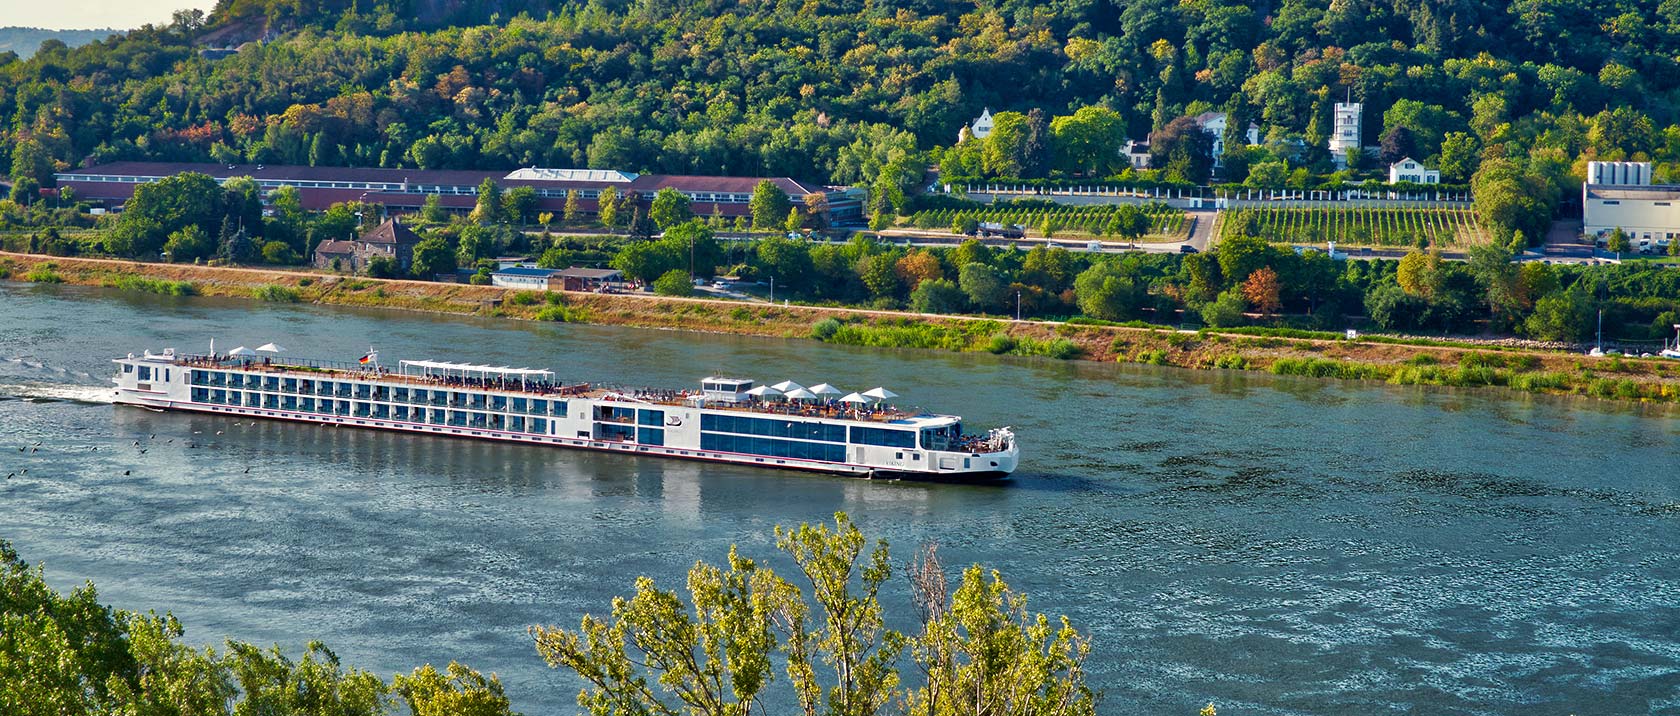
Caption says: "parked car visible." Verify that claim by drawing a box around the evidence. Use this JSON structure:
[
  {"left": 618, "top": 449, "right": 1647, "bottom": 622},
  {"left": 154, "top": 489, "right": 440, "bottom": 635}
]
[{"left": 1179, "top": 244, "right": 1199, "bottom": 253}]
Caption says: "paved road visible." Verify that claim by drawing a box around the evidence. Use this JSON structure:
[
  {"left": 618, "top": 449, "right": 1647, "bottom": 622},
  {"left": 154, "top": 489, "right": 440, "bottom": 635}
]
[
  {"left": 870, "top": 228, "right": 1192, "bottom": 254},
  {"left": 1185, "top": 209, "right": 1216, "bottom": 251}
]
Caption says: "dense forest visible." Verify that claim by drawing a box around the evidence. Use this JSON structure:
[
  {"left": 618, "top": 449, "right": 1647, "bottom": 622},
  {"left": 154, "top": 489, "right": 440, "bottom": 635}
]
[
  {"left": 2, "top": 0, "right": 1679, "bottom": 196},
  {"left": 1, "top": 0, "right": 1678, "bottom": 343}
]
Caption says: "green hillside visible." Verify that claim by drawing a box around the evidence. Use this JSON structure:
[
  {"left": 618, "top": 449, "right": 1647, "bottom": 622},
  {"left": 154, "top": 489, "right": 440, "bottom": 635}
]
[
  {"left": 1, "top": 0, "right": 1676, "bottom": 236},
  {"left": 0, "top": 27, "right": 120, "bottom": 59}
]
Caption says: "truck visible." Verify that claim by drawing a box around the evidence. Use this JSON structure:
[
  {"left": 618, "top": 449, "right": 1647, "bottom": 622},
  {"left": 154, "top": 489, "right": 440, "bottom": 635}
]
[{"left": 976, "top": 222, "right": 1026, "bottom": 240}]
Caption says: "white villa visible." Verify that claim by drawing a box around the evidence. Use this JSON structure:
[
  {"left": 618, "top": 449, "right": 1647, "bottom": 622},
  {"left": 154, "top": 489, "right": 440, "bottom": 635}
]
[
  {"left": 1388, "top": 157, "right": 1440, "bottom": 184},
  {"left": 959, "top": 108, "right": 995, "bottom": 143},
  {"left": 1192, "top": 112, "right": 1260, "bottom": 166}
]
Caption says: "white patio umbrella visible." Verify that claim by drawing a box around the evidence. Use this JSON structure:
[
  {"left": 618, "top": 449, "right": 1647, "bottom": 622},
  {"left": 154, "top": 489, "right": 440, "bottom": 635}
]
[
  {"left": 227, "top": 346, "right": 257, "bottom": 357},
  {"left": 782, "top": 388, "right": 817, "bottom": 401},
  {"left": 806, "top": 383, "right": 844, "bottom": 397},
  {"left": 770, "top": 380, "right": 805, "bottom": 393},
  {"left": 255, "top": 342, "right": 287, "bottom": 353},
  {"left": 861, "top": 387, "right": 898, "bottom": 401},
  {"left": 745, "top": 385, "right": 783, "bottom": 399},
  {"left": 838, "top": 392, "right": 870, "bottom": 404}
]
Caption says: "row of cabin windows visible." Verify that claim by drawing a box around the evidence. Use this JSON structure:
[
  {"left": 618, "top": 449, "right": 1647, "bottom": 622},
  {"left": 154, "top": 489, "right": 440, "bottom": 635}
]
[
  {"left": 700, "top": 433, "right": 848, "bottom": 462},
  {"left": 189, "top": 387, "right": 550, "bottom": 433},
  {"left": 187, "top": 371, "right": 565, "bottom": 416},
  {"left": 700, "top": 413, "right": 848, "bottom": 443}
]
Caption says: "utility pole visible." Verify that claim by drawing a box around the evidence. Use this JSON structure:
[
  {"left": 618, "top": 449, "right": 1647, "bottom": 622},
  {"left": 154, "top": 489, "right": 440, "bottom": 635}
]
[
  {"left": 769, "top": 276, "right": 775, "bottom": 304},
  {"left": 1016, "top": 291, "right": 1022, "bottom": 321}
]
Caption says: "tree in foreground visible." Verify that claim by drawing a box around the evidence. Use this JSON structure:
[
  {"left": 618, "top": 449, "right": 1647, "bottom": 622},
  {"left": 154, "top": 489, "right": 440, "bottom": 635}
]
[
  {"left": 530, "top": 513, "right": 1096, "bottom": 716},
  {"left": 0, "top": 539, "right": 517, "bottom": 716}
]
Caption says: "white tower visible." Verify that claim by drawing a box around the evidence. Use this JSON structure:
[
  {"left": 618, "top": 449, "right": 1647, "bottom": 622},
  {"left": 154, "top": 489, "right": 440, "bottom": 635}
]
[{"left": 1330, "top": 101, "right": 1362, "bottom": 168}]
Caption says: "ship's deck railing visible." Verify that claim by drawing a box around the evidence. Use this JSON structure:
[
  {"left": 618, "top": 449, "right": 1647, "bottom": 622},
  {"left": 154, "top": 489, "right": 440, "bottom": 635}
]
[
  {"left": 600, "top": 389, "right": 930, "bottom": 424},
  {"left": 168, "top": 354, "right": 939, "bottom": 425}
]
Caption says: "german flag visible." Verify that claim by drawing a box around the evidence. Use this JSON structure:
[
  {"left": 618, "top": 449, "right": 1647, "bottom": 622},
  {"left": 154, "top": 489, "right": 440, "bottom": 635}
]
[{"left": 358, "top": 352, "right": 376, "bottom": 365}]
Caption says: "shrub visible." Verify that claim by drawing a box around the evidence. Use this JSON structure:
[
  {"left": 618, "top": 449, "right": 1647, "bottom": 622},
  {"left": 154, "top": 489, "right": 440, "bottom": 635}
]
[
  {"left": 1132, "top": 349, "right": 1169, "bottom": 365},
  {"left": 535, "top": 305, "right": 588, "bottom": 322},
  {"left": 109, "top": 276, "right": 196, "bottom": 296},
  {"left": 653, "top": 269, "right": 695, "bottom": 297},
  {"left": 1508, "top": 371, "right": 1570, "bottom": 392},
  {"left": 260, "top": 241, "right": 298, "bottom": 264},
  {"left": 1269, "top": 357, "right": 1385, "bottom": 380},
  {"left": 985, "top": 333, "right": 1017, "bottom": 354},
  {"left": 1044, "top": 338, "right": 1081, "bottom": 360},
  {"left": 23, "top": 264, "right": 63, "bottom": 283},
  {"left": 253, "top": 284, "right": 300, "bottom": 302},
  {"left": 297, "top": 277, "right": 314, "bottom": 287},
  {"left": 1458, "top": 352, "right": 1503, "bottom": 369},
  {"left": 730, "top": 307, "right": 754, "bottom": 322},
  {"left": 507, "top": 290, "right": 542, "bottom": 306},
  {"left": 811, "top": 317, "right": 842, "bottom": 340},
  {"left": 1211, "top": 354, "right": 1250, "bottom": 370},
  {"left": 1200, "top": 288, "right": 1247, "bottom": 327}
]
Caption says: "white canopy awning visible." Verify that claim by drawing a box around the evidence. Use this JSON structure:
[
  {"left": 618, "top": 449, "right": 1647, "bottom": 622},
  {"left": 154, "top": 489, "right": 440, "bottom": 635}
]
[
  {"left": 770, "top": 380, "right": 804, "bottom": 393},
  {"left": 255, "top": 342, "right": 286, "bottom": 353},
  {"left": 862, "top": 387, "right": 898, "bottom": 400},
  {"left": 807, "top": 383, "right": 844, "bottom": 396},
  {"left": 398, "top": 359, "right": 554, "bottom": 380},
  {"left": 839, "top": 392, "right": 870, "bottom": 404},
  {"left": 745, "top": 385, "right": 783, "bottom": 397},
  {"left": 783, "top": 388, "right": 817, "bottom": 400},
  {"left": 227, "top": 346, "right": 256, "bottom": 357}
]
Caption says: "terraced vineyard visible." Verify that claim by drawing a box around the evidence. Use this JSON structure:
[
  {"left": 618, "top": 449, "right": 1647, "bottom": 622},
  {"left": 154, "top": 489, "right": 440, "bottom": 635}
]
[
  {"left": 906, "top": 202, "right": 1188, "bottom": 240},
  {"left": 1218, "top": 207, "right": 1489, "bottom": 248}
]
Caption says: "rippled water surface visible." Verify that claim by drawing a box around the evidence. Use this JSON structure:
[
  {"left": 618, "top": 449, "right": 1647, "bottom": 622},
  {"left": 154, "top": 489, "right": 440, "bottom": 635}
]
[{"left": 2, "top": 282, "right": 1678, "bottom": 715}]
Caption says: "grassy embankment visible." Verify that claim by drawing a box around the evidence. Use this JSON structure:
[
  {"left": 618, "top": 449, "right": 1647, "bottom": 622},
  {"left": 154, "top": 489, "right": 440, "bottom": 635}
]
[{"left": 3, "top": 252, "right": 1678, "bottom": 405}]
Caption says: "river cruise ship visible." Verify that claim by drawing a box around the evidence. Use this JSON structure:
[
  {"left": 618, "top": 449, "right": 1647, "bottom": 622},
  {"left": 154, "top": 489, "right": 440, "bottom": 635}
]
[{"left": 110, "top": 348, "right": 1018, "bottom": 480}]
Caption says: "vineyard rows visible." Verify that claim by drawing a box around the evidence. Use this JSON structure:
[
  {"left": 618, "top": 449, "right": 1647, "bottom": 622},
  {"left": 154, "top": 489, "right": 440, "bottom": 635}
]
[
  {"left": 1219, "top": 207, "right": 1489, "bottom": 248},
  {"left": 907, "top": 202, "right": 1188, "bottom": 239}
]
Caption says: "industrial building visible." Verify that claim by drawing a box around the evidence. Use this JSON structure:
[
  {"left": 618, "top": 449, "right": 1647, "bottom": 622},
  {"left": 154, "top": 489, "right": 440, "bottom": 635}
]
[{"left": 1582, "top": 161, "right": 1679, "bottom": 252}]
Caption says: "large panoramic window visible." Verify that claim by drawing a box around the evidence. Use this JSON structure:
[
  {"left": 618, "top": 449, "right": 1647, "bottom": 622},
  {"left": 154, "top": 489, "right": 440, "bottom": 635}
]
[
  {"left": 849, "top": 426, "right": 915, "bottom": 449},
  {"left": 700, "top": 414, "right": 846, "bottom": 442},
  {"left": 700, "top": 433, "right": 846, "bottom": 462}
]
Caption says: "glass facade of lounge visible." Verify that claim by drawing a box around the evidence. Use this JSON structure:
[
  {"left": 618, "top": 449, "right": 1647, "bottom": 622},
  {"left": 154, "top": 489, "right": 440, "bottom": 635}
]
[{"left": 698, "top": 412, "right": 910, "bottom": 462}]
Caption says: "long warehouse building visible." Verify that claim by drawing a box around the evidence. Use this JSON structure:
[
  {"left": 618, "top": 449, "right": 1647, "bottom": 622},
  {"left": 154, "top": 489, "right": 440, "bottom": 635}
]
[{"left": 55, "top": 162, "right": 863, "bottom": 223}]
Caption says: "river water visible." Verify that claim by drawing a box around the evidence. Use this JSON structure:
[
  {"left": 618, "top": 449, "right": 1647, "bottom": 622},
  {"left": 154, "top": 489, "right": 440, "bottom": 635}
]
[{"left": 1, "top": 281, "right": 1677, "bottom": 715}]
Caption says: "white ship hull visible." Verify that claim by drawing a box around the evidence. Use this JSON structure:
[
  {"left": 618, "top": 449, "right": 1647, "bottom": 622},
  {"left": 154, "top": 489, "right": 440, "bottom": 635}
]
[{"left": 110, "top": 352, "right": 1018, "bottom": 480}]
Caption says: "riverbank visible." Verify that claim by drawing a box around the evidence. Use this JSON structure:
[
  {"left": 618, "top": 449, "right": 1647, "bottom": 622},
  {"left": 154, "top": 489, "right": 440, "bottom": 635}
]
[{"left": 3, "top": 252, "right": 1677, "bottom": 404}]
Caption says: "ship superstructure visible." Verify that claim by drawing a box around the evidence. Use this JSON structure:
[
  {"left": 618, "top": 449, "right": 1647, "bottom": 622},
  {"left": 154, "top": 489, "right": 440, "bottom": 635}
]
[{"left": 111, "top": 349, "right": 1017, "bottom": 480}]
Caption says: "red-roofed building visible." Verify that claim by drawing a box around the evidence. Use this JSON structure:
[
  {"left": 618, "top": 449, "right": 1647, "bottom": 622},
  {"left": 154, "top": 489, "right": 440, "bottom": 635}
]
[
  {"left": 55, "top": 163, "right": 863, "bottom": 224},
  {"left": 312, "top": 218, "right": 423, "bottom": 273}
]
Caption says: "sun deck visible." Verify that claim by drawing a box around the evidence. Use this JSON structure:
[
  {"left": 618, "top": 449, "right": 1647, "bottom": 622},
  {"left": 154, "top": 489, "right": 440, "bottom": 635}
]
[{"left": 168, "top": 354, "right": 935, "bottom": 424}]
